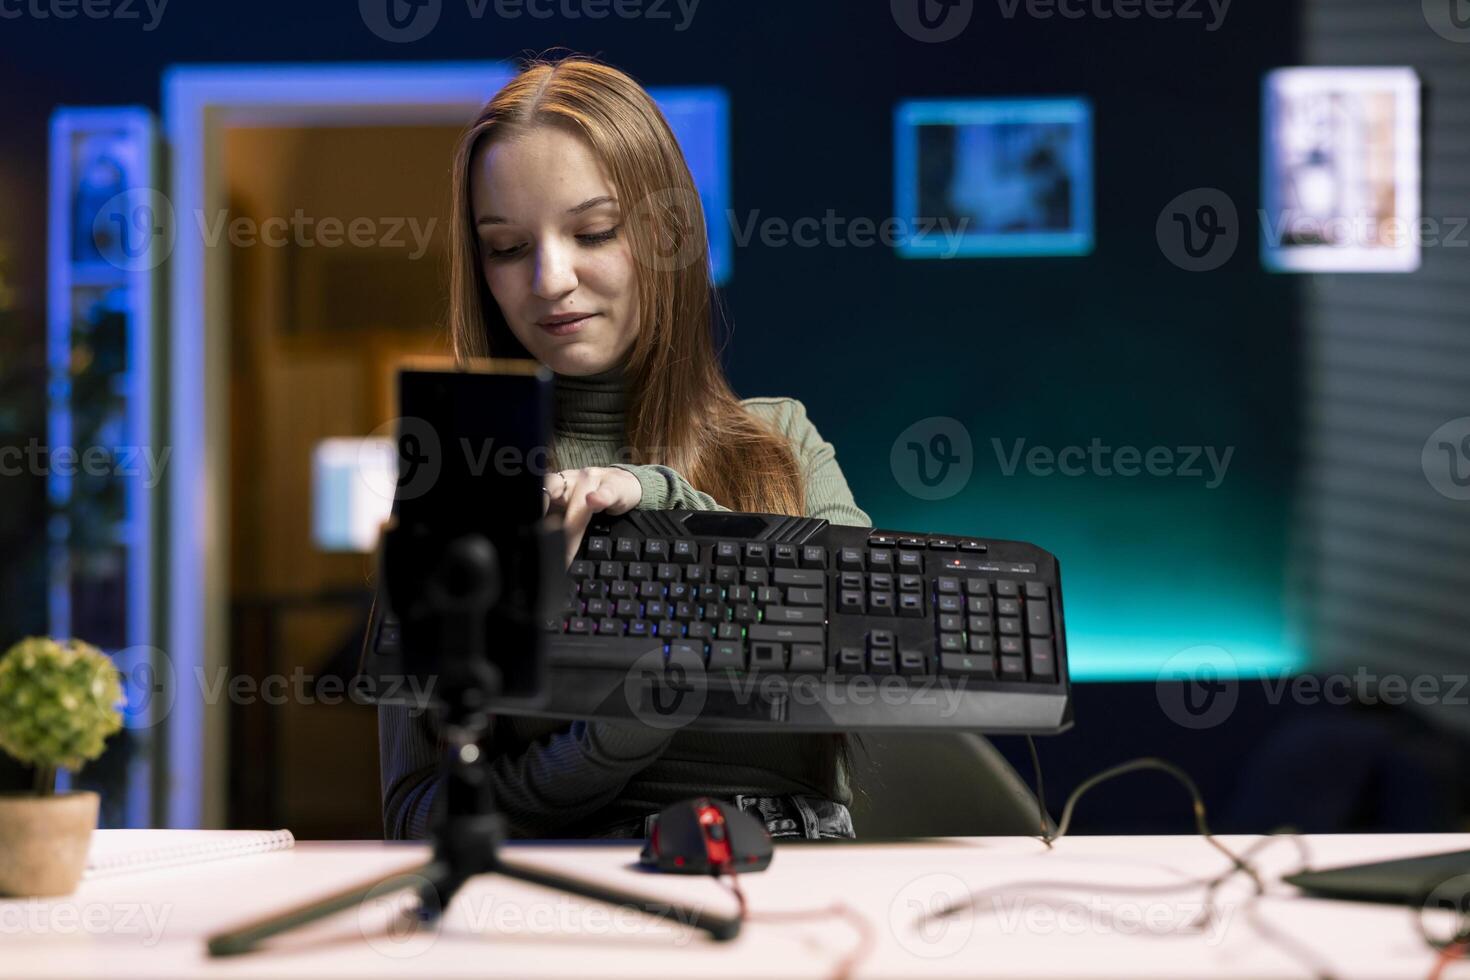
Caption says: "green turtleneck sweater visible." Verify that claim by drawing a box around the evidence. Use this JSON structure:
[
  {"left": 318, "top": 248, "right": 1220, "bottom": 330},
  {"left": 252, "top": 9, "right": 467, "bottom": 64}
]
[{"left": 378, "top": 366, "right": 870, "bottom": 840}]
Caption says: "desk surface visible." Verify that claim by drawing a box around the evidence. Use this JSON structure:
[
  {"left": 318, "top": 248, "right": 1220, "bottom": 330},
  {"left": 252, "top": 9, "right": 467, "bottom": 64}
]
[{"left": 4, "top": 832, "right": 1468, "bottom": 979}]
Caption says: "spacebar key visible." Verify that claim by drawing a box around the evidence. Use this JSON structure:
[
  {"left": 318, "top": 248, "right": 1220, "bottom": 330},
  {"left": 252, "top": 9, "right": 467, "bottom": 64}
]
[
  {"left": 746, "top": 623, "right": 825, "bottom": 645},
  {"left": 549, "top": 636, "right": 667, "bottom": 669}
]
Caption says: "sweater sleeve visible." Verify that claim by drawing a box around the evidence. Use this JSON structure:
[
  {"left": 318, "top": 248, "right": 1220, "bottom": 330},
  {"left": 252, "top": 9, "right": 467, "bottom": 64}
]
[
  {"left": 379, "top": 702, "right": 676, "bottom": 840},
  {"left": 610, "top": 398, "right": 871, "bottom": 526}
]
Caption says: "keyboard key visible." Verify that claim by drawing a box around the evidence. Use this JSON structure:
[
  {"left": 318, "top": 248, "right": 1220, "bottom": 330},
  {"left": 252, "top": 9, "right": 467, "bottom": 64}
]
[
  {"left": 763, "top": 606, "right": 824, "bottom": 625},
  {"left": 709, "top": 642, "right": 745, "bottom": 672},
  {"left": 868, "top": 573, "right": 893, "bottom": 592},
  {"left": 585, "top": 598, "right": 609, "bottom": 617},
  {"left": 773, "top": 568, "right": 824, "bottom": 587},
  {"left": 715, "top": 541, "right": 740, "bottom": 565},
  {"left": 967, "top": 596, "right": 992, "bottom": 614},
  {"left": 674, "top": 601, "right": 697, "bottom": 620},
  {"left": 786, "top": 587, "right": 824, "bottom": 606},
  {"left": 728, "top": 585, "right": 753, "bottom": 603},
  {"left": 716, "top": 623, "right": 741, "bottom": 640},
  {"left": 964, "top": 578, "right": 990, "bottom": 596},
  {"left": 839, "top": 572, "right": 864, "bottom": 590},
  {"left": 714, "top": 566, "right": 739, "bottom": 585},
  {"left": 868, "top": 549, "right": 895, "bottom": 571},
  {"left": 1026, "top": 603, "right": 1052, "bottom": 637},
  {"left": 733, "top": 603, "right": 758, "bottom": 623},
  {"left": 581, "top": 580, "right": 608, "bottom": 599},
  {"left": 999, "top": 636, "right": 1023, "bottom": 656},
  {"left": 743, "top": 567, "right": 770, "bottom": 587},
  {"left": 968, "top": 634, "right": 994, "bottom": 654},
  {"left": 941, "top": 652, "right": 995, "bottom": 677},
  {"left": 1025, "top": 581, "right": 1049, "bottom": 600},
  {"left": 749, "top": 623, "right": 824, "bottom": 645},
  {"left": 790, "top": 645, "right": 825, "bottom": 672},
  {"left": 656, "top": 563, "right": 680, "bottom": 582},
  {"left": 867, "top": 591, "right": 895, "bottom": 615},
  {"left": 685, "top": 564, "right": 709, "bottom": 583},
  {"left": 898, "top": 649, "right": 928, "bottom": 675},
  {"left": 569, "top": 559, "right": 594, "bottom": 579},
  {"left": 996, "top": 598, "right": 1021, "bottom": 616},
  {"left": 550, "top": 635, "right": 665, "bottom": 669},
  {"left": 898, "top": 574, "right": 924, "bottom": 592},
  {"left": 655, "top": 620, "right": 681, "bottom": 638},
  {"left": 757, "top": 586, "right": 781, "bottom": 605},
  {"left": 598, "top": 561, "right": 623, "bottom": 580},
  {"left": 836, "top": 646, "right": 865, "bottom": 673},
  {"left": 672, "top": 539, "right": 698, "bottom": 563},
  {"left": 938, "top": 613, "right": 963, "bottom": 633},
  {"left": 628, "top": 562, "right": 652, "bottom": 582},
  {"left": 898, "top": 593, "right": 925, "bottom": 617},
  {"left": 869, "top": 647, "right": 896, "bottom": 673},
  {"left": 838, "top": 548, "right": 864, "bottom": 571},
  {"left": 800, "top": 545, "right": 827, "bottom": 569},
  {"left": 868, "top": 533, "right": 899, "bottom": 546},
  {"left": 897, "top": 550, "right": 923, "bottom": 572},
  {"left": 927, "top": 536, "right": 957, "bottom": 550},
  {"left": 615, "top": 538, "right": 639, "bottom": 561},
  {"left": 867, "top": 629, "right": 895, "bottom": 648},
  {"left": 937, "top": 595, "right": 962, "bottom": 615},
  {"left": 750, "top": 642, "right": 786, "bottom": 671},
  {"left": 774, "top": 544, "right": 798, "bottom": 568},
  {"left": 644, "top": 539, "right": 669, "bottom": 561},
  {"left": 939, "top": 633, "right": 964, "bottom": 653},
  {"left": 627, "top": 621, "right": 651, "bottom": 638},
  {"left": 567, "top": 617, "right": 592, "bottom": 634},
  {"left": 958, "top": 539, "right": 987, "bottom": 552},
  {"left": 668, "top": 582, "right": 690, "bottom": 601},
  {"left": 839, "top": 590, "right": 865, "bottom": 614},
  {"left": 968, "top": 615, "right": 993, "bottom": 634},
  {"left": 999, "top": 617, "right": 1022, "bottom": 636},
  {"left": 743, "top": 543, "right": 770, "bottom": 567},
  {"left": 1000, "top": 654, "right": 1026, "bottom": 680},
  {"left": 995, "top": 580, "right": 1019, "bottom": 598},
  {"left": 1028, "top": 639, "right": 1057, "bottom": 680},
  {"left": 615, "top": 598, "right": 638, "bottom": 618},
  {"left": 898, "top": 536, "right": 925, "bottom": 548},
  {"left": 936, "top": 577, "right": 960, "bottom": 595},
  {"left": 638, "top": 581, "right": 663, "bottom": 599},
  {"left": 586, "top": 538, "right": 612, "bottom": 560},
  {"left": 645, "top": 600, "right": 668, "bottom": 620},
  {"left": 686, "top": 621, "right": 713, "bottom": 640},
  {"left": 596, "top": 618, "right": 623, "bottom": 635}
]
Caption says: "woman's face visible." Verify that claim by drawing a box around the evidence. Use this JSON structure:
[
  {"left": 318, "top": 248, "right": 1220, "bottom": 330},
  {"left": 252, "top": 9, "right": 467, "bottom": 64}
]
[{"left": 471, "top": 125, "right": 640, "bottom": 376}]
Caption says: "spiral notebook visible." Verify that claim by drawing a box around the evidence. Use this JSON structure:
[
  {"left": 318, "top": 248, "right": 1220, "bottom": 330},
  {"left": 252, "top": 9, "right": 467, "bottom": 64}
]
[{"left": 85, "top": 829, "right": 296, "bottom": 879}]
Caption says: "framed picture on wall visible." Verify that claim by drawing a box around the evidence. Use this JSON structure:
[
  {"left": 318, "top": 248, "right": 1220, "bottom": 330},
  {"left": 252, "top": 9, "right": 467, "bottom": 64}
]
[
  {"left": 893, "top": 97, "right": 1094, "bottom": 258},
  {"left": 1262, "top": 67, "right": 1422, "bottom": 273}
]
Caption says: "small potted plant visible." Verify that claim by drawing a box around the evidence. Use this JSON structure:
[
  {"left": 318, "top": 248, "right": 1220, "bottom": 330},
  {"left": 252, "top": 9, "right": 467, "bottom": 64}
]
[{"left": 0, "top": 636, "right": 124, "bottom": 896}]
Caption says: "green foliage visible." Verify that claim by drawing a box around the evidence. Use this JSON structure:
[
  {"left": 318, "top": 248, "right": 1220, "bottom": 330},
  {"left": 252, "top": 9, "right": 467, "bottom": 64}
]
[{"left": 0, "top": 637, "right": 125, "bottom": 781}]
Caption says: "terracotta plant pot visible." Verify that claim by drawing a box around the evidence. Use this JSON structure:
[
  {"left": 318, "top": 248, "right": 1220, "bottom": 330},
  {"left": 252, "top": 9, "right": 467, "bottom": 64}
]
[{"left": 0, "top": 790, "right": 99, "bottom": 897}]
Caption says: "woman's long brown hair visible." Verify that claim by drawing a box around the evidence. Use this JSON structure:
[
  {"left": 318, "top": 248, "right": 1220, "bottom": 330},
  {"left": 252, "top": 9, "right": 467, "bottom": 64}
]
[{"left": 447, "top": 55, "right": 805, "bottom": 516}]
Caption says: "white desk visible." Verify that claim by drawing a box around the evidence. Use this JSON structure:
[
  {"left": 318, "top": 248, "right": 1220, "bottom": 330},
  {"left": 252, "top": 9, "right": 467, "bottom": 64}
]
[{"left": 4, "top": 832, "right": 1468, "bottom": 978}]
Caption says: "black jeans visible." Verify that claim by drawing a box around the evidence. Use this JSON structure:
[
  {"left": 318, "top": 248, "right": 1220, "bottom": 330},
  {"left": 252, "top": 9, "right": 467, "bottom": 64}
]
[{"left": 582, "top": 794, "right": 856, "bottom": 841}]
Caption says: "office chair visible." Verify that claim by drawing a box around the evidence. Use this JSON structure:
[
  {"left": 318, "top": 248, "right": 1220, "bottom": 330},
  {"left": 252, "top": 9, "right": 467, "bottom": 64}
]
[{"left": 848, "top": 733, "right": 1052, "bottom": 838}]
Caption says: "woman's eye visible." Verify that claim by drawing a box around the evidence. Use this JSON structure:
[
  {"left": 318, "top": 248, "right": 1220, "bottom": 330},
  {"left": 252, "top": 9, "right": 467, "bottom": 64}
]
[
  {"left": 484, "top": 242, "right": 526, "bottom": 260},
  {"left": 578, "top": 226, "right": 619, "bottom": 246}
]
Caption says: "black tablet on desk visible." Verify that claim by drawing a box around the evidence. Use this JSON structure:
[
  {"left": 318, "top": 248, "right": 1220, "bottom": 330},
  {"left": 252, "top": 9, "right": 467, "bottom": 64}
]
[{"left": 1285, "top": 849, "right": 1470, "bottom": 906}]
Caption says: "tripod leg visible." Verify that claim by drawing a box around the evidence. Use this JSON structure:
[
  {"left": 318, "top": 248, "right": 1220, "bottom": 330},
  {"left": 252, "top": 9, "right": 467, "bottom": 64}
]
[
  {"left": 494, "top": 855, "right": 742, "bottom": 941},
  {"left": 207, "top": 861, "right": 435, "bottom": 957}
]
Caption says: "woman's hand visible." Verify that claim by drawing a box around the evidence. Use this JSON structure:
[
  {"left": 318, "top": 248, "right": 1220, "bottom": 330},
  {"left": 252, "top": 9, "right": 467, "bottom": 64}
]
[{"left": 543, "top": 467, "right": 643, "bottom": 566}]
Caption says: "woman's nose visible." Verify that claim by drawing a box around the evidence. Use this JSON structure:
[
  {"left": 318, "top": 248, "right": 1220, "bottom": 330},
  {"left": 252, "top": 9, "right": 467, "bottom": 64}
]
[{"left": 532, "top": 242, "right": 578, "bottom": 299}]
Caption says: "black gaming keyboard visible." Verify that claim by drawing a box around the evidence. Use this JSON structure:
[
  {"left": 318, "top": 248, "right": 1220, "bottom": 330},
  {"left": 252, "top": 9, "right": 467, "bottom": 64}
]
[{"left": 524, "top": 510, "right": 1073, "bottom": 733}]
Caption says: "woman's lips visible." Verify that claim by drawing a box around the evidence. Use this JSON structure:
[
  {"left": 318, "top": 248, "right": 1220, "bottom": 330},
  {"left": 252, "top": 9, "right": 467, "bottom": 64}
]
[{"left": 537, "top": 313, "right": 596, "bottom": 337}]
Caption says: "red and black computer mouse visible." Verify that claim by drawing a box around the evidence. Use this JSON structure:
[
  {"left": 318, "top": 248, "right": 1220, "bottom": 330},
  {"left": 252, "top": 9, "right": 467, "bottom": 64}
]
[{"left": 640, "top": 797, "right": 774, "bottom": 874}]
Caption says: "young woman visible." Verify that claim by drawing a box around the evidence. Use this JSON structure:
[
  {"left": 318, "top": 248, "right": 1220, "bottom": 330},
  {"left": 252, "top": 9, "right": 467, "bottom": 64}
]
[{"left": 379, "top": 56, "right": 870, "bottom": 842}]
